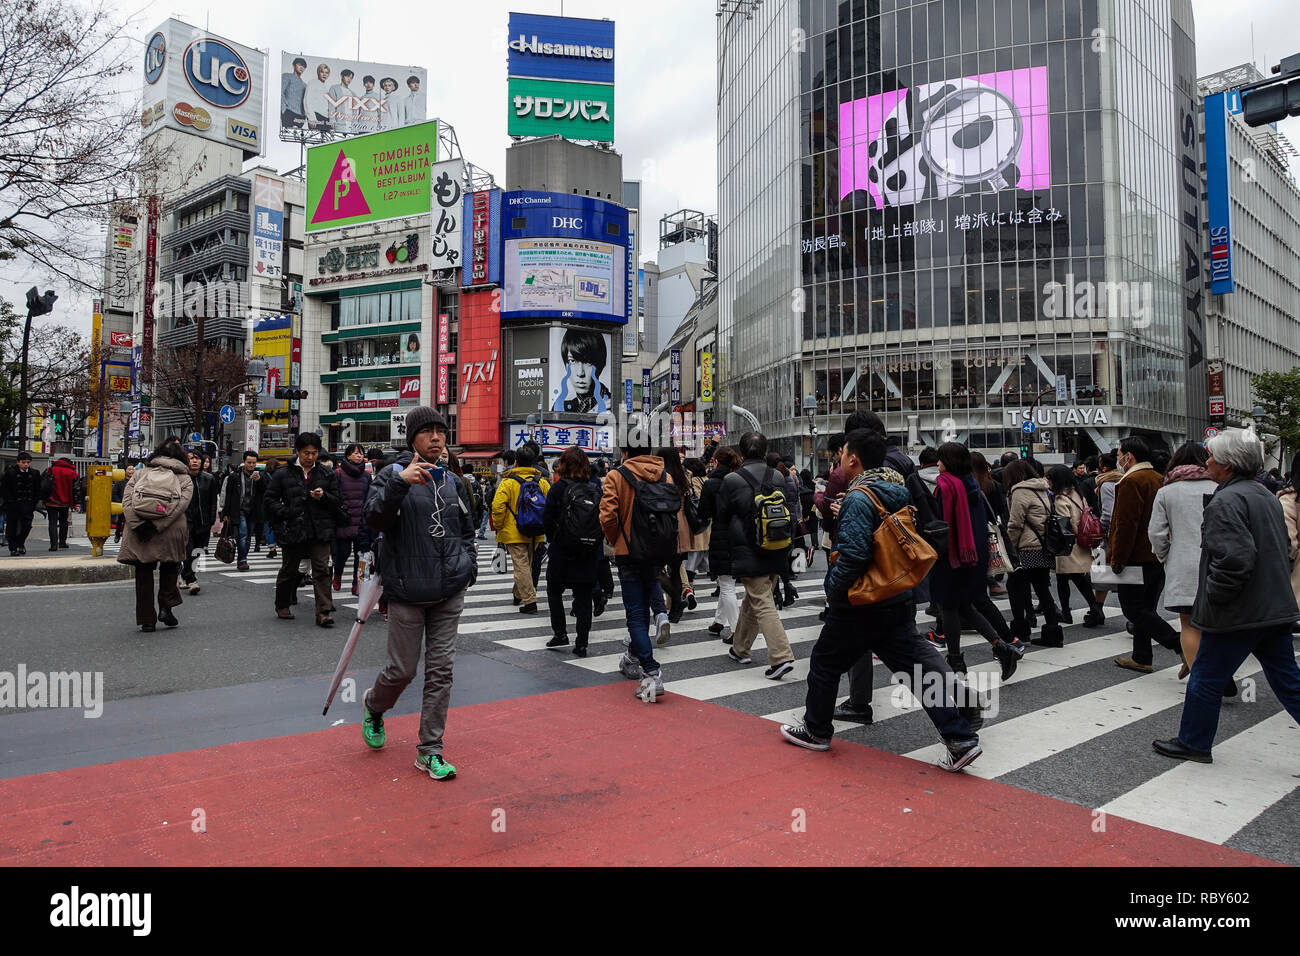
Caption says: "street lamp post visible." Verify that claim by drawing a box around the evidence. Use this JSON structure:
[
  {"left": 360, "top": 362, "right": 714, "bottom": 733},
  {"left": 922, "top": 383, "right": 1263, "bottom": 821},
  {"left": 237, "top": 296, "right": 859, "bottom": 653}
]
[{"left": 802, "top": 394, "right": 818, "bottom": 474}]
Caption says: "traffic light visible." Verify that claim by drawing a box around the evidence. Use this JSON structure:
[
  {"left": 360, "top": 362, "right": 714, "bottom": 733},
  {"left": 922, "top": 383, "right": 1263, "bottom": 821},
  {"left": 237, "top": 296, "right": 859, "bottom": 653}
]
[
  {"left": 25, "top": 286, "right": 57, "bottom": 317},
  {"left": 1019, "top": 441, "right": 1031, "bottom": 458},
  {"left": 1242, "top": 54, "right": 1300, "bottom": 128},
  {"left": 274, "top": 387, "right": 309, "bottom": 400}
]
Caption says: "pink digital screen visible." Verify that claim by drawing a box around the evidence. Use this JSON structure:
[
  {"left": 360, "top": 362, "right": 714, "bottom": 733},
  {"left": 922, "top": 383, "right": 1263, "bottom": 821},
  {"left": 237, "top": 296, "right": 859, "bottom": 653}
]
[{"left": 839, "top": 66, "right": 1052, "bottom": 209}]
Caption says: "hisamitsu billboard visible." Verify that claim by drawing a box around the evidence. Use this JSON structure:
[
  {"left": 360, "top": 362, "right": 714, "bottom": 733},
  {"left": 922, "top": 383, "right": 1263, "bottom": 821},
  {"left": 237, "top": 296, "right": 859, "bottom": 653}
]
[
  {"left": 507, "top": 12, "right": 614, "bottom": 84},
  {"left": 306, "top": 120, "right": 439, "bottom": 233}
]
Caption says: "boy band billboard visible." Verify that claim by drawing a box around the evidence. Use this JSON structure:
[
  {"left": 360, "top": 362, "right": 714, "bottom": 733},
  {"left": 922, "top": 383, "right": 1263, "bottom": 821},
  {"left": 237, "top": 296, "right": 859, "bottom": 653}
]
[
  {"left": 509, "top": 327, "right": 613, "bottom": 416},
  {"left": 280, "top": 53, "right": 426, "bottom": 136}
]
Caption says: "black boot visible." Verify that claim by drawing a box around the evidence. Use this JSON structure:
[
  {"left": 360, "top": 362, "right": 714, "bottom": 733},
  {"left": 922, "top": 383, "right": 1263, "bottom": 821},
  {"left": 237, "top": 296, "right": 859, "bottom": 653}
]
[
  {"left": 1082, "top": 607, "right": 1106, "bottom": 628},
  {"left": 992, "top": 639, "right": 1024, "bottom": 680},
  {"left": 946, "top": 653, "right": 968, "bottom": 675},
  {"left": 1035, "top": 623, "right": 1065, "bottom": 648}
]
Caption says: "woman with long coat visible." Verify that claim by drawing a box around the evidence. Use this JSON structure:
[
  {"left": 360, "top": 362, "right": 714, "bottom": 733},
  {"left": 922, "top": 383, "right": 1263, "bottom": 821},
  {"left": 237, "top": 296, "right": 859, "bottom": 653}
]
[
  {"left": 117, "top": 439, "right": 193, "bottom": 632},
  {"left": 1047, "top": 464, "right": 1106, "bottom": 628},
  {"left": 699, "top": 446, "right": 740, "bottom": 640},
  {"left": 541, "top": 447, "right": 601, "bottom": 657}
]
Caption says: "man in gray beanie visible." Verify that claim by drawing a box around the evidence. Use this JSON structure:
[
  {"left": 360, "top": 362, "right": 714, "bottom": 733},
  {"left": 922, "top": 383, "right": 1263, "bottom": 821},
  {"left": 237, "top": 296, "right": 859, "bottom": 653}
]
[{"left": 360, "top": 406, "right": 477, "bottom": 780}]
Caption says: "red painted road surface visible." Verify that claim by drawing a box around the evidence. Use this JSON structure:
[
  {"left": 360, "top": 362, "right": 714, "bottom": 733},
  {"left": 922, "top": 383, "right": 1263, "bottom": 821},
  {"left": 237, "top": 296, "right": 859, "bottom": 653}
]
[{"left": 0, "top": 684, "right": 1275, "bottom": 866}]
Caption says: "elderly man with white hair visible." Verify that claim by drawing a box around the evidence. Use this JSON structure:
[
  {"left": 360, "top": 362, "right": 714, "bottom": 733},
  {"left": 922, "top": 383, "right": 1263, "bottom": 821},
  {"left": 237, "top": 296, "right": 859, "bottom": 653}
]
[{"left": 1153, "top": 428, "right": 1300, "bottom": 763}]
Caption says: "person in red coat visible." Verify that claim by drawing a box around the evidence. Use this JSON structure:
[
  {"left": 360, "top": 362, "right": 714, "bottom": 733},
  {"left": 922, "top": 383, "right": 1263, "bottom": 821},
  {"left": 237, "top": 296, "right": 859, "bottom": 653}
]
[{"left": 42, "top": 457, "right": 79, "bottom": 551}]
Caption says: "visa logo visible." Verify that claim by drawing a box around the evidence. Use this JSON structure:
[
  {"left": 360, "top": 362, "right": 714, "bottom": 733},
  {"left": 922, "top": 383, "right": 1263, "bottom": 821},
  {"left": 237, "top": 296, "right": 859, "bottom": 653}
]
[{"left": 227, "top": 119, "right": 258, "bottom": 145}]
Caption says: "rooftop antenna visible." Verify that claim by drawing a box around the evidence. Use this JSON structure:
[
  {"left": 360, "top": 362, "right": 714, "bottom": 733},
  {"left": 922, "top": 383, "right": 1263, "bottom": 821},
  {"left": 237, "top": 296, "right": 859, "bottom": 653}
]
[{"left": 357, "top": 19, "right": 361, "bottom": 59}]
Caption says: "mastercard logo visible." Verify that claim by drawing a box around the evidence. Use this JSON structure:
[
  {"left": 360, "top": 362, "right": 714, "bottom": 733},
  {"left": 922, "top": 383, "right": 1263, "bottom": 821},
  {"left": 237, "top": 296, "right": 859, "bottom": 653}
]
[{"left": 173, "top": 101, "right": 212, "bottom": 131}]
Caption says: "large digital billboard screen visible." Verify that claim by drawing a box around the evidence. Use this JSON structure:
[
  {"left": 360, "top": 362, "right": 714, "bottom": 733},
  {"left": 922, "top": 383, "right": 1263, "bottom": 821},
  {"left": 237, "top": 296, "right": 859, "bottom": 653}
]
[
  {"left": 839, "top": 66, "right": 1051, "bottom": 209},
  {"left": 500, "top": 191, "right": 628, "bottom": 324},
  {"left": 280, "top": 53, "right": 426, "bottom": 138}
]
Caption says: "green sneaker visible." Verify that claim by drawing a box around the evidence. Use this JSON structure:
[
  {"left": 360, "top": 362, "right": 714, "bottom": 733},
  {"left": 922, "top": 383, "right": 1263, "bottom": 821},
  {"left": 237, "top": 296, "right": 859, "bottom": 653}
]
[
  {"left": 414, "top": 753, "right": 457, "bottom": 780},
  {"left": 361, "top": 690, "right": 385, "bottom": 749}
]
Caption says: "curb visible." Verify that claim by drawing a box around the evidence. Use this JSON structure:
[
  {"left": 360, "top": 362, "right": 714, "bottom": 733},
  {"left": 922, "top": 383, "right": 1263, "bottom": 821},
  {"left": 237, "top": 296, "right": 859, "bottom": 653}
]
[{"left": 0, "top": 562, "right": 133, "bottom": 588}]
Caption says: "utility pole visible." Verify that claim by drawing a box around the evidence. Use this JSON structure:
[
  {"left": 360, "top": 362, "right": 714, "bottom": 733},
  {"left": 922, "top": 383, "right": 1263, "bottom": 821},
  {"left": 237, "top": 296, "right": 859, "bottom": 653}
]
[
  {"left": 19, "top": 287, "right": 58, "bottom": 450},
  {"left": 194, "top": 315, "right": 206, "bottom": 436}
]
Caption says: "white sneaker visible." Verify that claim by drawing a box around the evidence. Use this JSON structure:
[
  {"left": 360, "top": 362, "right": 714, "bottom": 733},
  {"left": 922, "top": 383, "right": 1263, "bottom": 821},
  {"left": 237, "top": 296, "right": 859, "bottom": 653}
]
[
  {"left": 618, "top": 652, "right": 644, "bottom": 681},
  {"left": 635, "top": 670, "right": 665, "bottom": 702},
  {"left": 655, "top": 612, "right": 671, "bottom": 646}
]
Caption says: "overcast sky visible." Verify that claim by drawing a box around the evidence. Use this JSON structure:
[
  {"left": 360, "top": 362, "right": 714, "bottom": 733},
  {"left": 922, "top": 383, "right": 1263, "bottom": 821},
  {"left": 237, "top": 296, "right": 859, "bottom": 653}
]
[{"left": 7, "top": 0, "right": 1299, "bottom": 335}]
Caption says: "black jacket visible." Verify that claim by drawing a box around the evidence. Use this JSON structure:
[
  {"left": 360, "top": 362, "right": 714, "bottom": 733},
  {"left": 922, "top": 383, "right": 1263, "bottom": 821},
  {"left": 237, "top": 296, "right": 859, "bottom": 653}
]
[
  {"left": 185, "top": 471, "right": 219, "bottom": 531},
  {"left": 542, "top": 476, "right": 600, "bottom": 585},
  {"left": 698, "top": 464, "right": 733, "bottom": 577},
  {"left": 364, "top": 453, "right": 475, "bottom": 604},
  {"left": 717, "top": 460, "right": 790, "bottom": 579},
  {"left": 1, "top": 465, "right": 40, "bottom": 513},
  {"left": 264, "top": 462, "right": 346, "bottom": 545},
  {"left": 1191, "top": 475, "right": 1300, "bottom": 635},
  {"left": 221, "top": 468, "right": 267, "bottom": 525}
]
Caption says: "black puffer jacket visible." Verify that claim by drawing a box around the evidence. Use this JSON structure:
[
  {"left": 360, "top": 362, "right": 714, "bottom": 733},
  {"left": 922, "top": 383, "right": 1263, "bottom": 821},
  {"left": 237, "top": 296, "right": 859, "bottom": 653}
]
[
  {"left": 716, "top": 459, "right": 790, "bottom": 579},
  {"left": 185, "top": 471, "right": 219, "bottom": 534},
  {"left": 698, "top": 463, "right": 733, "bottom": 577},
  {"left": 1191, "top": 475, "right": 1300, "bottom": 635},
  {"left": 364, "top": 452, "right": 475, "bottom": 604},
  {"left": 264, "top": 461, "right": 346, "bottom": 545},
  {"left": 334, "top": 459, "right": 373, "bottom": 548}
]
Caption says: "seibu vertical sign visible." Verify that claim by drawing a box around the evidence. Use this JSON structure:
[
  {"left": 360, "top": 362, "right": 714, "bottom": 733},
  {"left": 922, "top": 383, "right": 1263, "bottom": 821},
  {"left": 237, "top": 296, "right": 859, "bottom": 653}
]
[
  {"left": 1204, "top": 92, "right": 1235, "bottom": 295},
  {"left": 462, "top": 189, "right": 501, "bottom": 286}
]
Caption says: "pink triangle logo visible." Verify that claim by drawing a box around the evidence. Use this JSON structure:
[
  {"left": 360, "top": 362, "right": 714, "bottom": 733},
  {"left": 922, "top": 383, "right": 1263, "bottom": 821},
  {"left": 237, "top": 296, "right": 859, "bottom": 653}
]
[{"left": 311, "top": 150, "right": 371, "bottom": 224}]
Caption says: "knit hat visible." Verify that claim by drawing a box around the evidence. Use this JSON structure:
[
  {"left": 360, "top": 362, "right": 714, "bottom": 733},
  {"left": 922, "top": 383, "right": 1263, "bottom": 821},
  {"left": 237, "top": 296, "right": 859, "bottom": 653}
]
[{"left": 403, "top": 405, "right": 447, "bottom": 450}]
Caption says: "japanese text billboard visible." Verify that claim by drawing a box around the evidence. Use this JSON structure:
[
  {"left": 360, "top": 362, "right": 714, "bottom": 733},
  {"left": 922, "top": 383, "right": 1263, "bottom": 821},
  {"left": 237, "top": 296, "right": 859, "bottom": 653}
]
[
  {"left": 508, "top": 76, "right": 614, "bottom": 142},
  {"left": 252, "top": 175, "right": 284, "bottom": 279},
  {"left": 306, "top": 120, "right": 439, "bottom": 233},
  {"left": 280, "top": 53, "right": 425, "bottom": 137}
]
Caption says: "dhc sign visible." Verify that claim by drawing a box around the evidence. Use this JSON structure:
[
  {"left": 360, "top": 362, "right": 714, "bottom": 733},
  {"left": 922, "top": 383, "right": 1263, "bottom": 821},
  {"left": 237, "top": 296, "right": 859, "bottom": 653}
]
[{"left": 1204, "top": 92, "right": 1235, "bottom": 295}]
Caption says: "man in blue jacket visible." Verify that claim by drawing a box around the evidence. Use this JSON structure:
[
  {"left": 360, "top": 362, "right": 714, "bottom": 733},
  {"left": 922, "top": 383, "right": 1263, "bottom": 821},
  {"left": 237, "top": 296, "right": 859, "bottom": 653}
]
[
  {"left": 359, "top": 406, "right": 476, "bottom": 781},
  {"left": 780, "top": 429, "right": 983, "bottom": 772}
]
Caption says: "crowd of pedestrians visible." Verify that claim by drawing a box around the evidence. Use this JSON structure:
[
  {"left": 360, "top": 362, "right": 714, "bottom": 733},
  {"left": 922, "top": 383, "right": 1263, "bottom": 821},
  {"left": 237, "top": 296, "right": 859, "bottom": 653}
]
[{"left": 36, "top": 406, "right": 1298, "bottom": 783}]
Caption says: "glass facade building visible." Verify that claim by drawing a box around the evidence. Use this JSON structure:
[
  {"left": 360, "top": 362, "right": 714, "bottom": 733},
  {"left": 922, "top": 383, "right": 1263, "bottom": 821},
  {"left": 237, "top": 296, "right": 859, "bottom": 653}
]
[{"left": 718, "top": 0, "right": 1205, "bottom": 462}]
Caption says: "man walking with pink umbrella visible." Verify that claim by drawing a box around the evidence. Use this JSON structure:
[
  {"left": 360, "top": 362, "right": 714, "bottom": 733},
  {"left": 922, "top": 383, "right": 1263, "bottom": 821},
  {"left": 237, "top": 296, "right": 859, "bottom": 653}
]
[{"left": 358, "top": 407, "right": 477, "bottom": 781}]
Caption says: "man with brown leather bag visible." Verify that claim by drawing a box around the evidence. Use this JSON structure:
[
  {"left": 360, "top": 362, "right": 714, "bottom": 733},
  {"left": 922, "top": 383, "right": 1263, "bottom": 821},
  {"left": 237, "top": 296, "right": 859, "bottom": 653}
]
[{"left": 779, "top": 429, "right": 984, "bottom": 772}]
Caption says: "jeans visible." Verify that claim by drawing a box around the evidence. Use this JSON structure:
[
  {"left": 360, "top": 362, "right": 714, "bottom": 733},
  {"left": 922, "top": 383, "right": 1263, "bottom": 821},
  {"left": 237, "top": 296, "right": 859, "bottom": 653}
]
[
  {"left": 367, "top": 593, "right": 465, "bottom": 756},
  {"left": 47, "top": 506, "right": 69, "bottom": 548},
  {"left": 263, "top": 522, "right": 276, "bottom": 548},
  {"left": 1118, "top": 564, "right": 1180, "bottom": 665},
  {"left": 332, "top": 535, "right": 362, "bottom": 585},
  {"left": 548, "top": 574, "right": 594, "bottom": 645},
  {"left": 235, "top": 513, "right": 251, "bottom": 563},
  {"left": 803, "top": 601, "right": 976, "bottom": 743},
  {"left": 1178, "top": 626, "right": 1300, "bottom": 752},
  {"left": 477, "top": 508, "right": 489, "bottom": 536},
  {"left": 617, "top": 564, "right": 662, "bottom": 674}
]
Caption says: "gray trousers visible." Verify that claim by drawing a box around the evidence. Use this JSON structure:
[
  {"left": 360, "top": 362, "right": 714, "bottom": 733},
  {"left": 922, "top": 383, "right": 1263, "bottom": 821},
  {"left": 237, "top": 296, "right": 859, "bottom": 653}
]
[{"left": 367, "top": 592, "right": 464, "bottom": 755}]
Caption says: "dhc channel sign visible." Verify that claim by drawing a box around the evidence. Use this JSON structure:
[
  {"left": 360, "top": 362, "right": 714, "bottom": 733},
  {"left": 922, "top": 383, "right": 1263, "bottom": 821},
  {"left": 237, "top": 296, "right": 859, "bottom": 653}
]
[{"left": 183, "top": 38, "right": 252, "bottom": 109}]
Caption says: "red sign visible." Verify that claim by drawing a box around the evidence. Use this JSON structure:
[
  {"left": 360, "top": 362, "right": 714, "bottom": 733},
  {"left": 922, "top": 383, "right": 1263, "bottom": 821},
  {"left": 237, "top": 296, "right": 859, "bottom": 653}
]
[
  {"left": 436, "top": 363, "right": 449, "bottom": 404},
  {"left": 457, "top": 289, "right": 502, "bottom": 445},
  {"left": 399, "top": 376, "right": 421, "bottom": 406},
  {"left": 142, "top": 196, "right": 159, "bottom": 382},
  {"left": 109, "top": 331, "right": 133, "bottom": 347},
  {"left": 1209, "top": 399, "right": 1226, "bottom": 417},
  {"left": 470, "top": 190, "right": 491, "bottom": 285},
  {"left": 437, "top": 312, "right": 455, "bottom": 364}
]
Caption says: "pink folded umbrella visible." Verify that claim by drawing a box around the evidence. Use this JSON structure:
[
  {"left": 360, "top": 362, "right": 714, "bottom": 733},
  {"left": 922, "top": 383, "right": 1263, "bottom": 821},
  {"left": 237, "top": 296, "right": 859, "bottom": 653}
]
[{"left": 322, "top": 564, "right": 383, "bottom": 716}]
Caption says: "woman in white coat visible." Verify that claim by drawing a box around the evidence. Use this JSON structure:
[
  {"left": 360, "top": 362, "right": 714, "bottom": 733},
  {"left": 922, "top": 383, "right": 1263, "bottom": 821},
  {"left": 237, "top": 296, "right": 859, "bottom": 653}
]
[{"left": 1147, "top": 443, "right": 1218, "bottom": 679}]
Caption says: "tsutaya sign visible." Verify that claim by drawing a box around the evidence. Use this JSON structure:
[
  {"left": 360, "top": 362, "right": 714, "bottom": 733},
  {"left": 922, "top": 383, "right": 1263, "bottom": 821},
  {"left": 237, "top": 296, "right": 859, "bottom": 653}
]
[{"left": 1006, "top": 406, "right": 1110, "bottom": 427}]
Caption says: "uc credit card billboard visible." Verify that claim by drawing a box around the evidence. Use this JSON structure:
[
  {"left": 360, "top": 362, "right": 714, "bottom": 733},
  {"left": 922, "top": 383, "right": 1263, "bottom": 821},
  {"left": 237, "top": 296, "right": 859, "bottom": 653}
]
[
  {"left": 306, "top": 120, "right": 439, "bottom": 233},
  {"left": 500, "top": 191, "right": 629, "bottom": 325}
]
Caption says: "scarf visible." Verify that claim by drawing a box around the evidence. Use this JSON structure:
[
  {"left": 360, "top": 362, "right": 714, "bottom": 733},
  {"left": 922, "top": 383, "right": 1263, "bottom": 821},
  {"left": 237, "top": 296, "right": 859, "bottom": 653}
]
[
  {"left": 1117, "top": 461, "right": 1154, "bottom": 484},
  {"left": 1163, "top": 464, "right": 1211, "bottom": 485},
  {"left": 936, "top": 470, "right": 978, "bottom": 568},
  {"left": 1095, "top": 469, "right": 1122, "bottom": 486},
  {"left": 850, "top": 466, "right": 904, "bottom": 488}
]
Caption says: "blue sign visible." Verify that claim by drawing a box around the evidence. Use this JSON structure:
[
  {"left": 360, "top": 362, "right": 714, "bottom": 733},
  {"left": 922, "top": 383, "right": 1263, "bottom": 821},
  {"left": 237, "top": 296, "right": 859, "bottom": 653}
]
[
  {"left": 220, "top": 405, "right": 235, "bottom": 424},
  {"left": 190, "top": 431, "right": 204, "bottom": 443},
  {"left": 144, "top": 31, "right": 167, "bottom": 85},
  {"left": 1021, "top": 420, "right": 1036, "bottom": 435},
  {"left": 461, "top": 188, "right": 502, "bottom": 287},
  {"left": 624, "top": 378, "right": 634, "bottom": 413},
  {"left": 500, "top": 191, "right": 629, "bottom": 325},
  {"left": 507, "top": 13, "right": 615, "bottom": 85},
  {"left": 670, "top": 349, "right": 682, "bottom": 404},
  {"left": 1205, "top": 92, "right": 1235, "bottom": 295},
  {"left": 182, "top": 37, "right": 252, "bottom": 109}
]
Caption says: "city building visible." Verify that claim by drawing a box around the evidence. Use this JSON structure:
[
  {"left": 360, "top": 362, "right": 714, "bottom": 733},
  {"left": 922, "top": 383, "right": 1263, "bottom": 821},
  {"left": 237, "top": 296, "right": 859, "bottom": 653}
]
[
  {"left": 1197, "top": 64, "right": 1300, "bottom": 431},
  {"left": 718, "top": 0, "right": 1205, "bottom": 464},
  {"left": 642, "top": 209, "right": 717, "bottom": 356}
]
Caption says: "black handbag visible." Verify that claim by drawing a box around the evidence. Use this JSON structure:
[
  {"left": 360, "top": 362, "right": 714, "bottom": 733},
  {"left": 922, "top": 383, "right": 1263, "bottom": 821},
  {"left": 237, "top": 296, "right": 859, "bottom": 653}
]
[
  {"left": 1034, "top": 491, "right": 1076, "bottom": 557},
  {"left": 682, "top": 490, "right": 708, "bottom": 535},
  {"left": 215, "top": 534, "right": 237, "bottom": 565}
]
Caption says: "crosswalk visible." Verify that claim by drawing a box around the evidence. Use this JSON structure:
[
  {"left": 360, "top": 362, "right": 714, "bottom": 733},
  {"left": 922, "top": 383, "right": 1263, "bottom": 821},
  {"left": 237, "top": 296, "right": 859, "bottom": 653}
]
[
  {"left": 454, "top": 546, "right": 1300, "bottom": 858},
  {"left": 73, "top": 531, "right": 1300, "bottom": 858}
]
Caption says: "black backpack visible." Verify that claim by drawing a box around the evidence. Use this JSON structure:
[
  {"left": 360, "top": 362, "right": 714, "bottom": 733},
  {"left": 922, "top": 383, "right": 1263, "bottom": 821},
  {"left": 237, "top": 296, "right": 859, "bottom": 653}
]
[
  {"left": 39, "top": 468, "right": 54, "bottom": 501},
  {"left": 905, "top": 471, "right": 950, "bottom": 554},
  {"left": 615, "top": 465, "right": 681, "bottom": 565},
  {"left": 1035, "top": 491, "right": 1076, "bottom": 557},
  {"left": 556, "top": 480, "right": 602, "bottom": 555}
]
